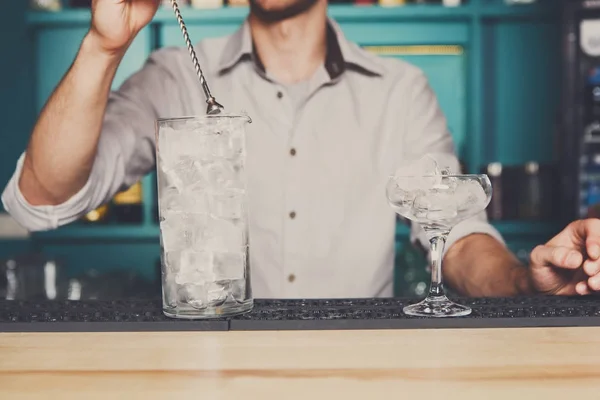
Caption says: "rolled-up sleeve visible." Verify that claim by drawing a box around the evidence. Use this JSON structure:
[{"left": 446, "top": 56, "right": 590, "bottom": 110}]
[
  {"left": 1, "top": 48, "right": 178, "bottom": 232},
  {"left": 1, "top": 148, "right": 114, "bottom": 231},
  {"left": 401, "top": 70, "right": 506, "bottom": 258},
  {"left": 409, "top": 212, "right": 505, "bottom": 261}
]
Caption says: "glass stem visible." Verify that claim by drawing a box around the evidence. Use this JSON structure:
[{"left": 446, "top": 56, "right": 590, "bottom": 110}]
[{"left": 428, "top": 235, "right": 447, "bottom": 298}]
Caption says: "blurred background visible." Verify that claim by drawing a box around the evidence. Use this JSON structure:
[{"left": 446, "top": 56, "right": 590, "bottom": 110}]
[{"left": 0, "top": 0, "right": 586, "bottom": 300}]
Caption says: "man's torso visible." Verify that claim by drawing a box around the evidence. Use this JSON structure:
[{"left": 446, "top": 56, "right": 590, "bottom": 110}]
[{"left": 128, "top": 22, "right": 429, "bottom": 299}]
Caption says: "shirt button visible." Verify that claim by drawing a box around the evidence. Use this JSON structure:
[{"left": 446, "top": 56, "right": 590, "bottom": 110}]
[
  {"left": 289, "top": 211, "right": 296, "bottom": 219},
  {"left": 277, "top": 91, "right": 283, "bottom": 99},
  {"left": 290, "top": 148, "right": 296, "bottom": 156},
  {"left": 288, "top": 274, "right": 296, "bottom": 283}
]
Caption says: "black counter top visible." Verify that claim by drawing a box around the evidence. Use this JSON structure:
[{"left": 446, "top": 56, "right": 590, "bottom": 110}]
[{"left": 2, "top": 296, "right": 600, "bottom": 332}]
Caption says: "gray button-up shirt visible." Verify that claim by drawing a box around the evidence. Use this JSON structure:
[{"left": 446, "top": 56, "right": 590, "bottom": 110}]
[{"left": 2, "top": 18, "right": 503, "bottom": 298}]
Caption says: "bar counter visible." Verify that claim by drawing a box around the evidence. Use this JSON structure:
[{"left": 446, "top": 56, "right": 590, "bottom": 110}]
[{"left": 2, "top": 296, "right": 600, "bottom": 398}]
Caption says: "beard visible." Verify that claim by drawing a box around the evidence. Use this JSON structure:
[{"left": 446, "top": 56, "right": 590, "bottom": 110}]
[{"left": 249, "top": 0, "right": 320, "bottom": 23}]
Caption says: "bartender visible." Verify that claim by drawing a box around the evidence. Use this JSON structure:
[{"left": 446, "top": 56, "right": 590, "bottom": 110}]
[{"left": 2, "top": 0, "right": 600, "bottom": 298}]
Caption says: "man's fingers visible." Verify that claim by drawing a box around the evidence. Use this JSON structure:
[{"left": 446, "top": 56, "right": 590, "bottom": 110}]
[
  {"left": 589, "top": 274, "right": 600, "bottom": 291},
  {"left": 587, "top": 239, "right": 600, "bottom": 260},
  {"left": 570, "top": 219, "right": 600, "bottom": 245},
  {"left": 583, "top": 258, "right": 600, "bottom": 276},
  {"left": 576, "top": 281, "right": 592, "bottom": 295},
  {"left": 531, "top": 245, "right": 583, "bottom": 269}
]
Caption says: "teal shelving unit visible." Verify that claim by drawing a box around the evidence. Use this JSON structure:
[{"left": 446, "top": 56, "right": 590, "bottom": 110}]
[
  {"left": 25, "top": 2, "right": 557, "bottom": 24},
  {"left": 2, "top": 0, "right": 563, "bottom": 291},
  {"left": 36, "top": 219, "right": 560, "bottom": 242}
]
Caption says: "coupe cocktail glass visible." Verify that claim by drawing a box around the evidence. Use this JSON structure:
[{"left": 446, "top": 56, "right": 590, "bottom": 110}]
[{"left": 386, "top": 173, "right": 492, "bottom": 317}]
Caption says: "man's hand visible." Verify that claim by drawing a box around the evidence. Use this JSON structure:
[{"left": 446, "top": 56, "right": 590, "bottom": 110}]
[
  {"left": 529, "top": 219, "right": 600, "bottom": 295},
  {"left": 89, "top": 0, "right": 160, "bottom": 55}
]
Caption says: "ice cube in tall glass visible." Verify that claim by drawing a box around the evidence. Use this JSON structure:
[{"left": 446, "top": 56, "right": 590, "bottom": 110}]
[{"left": 155, "top": 114, "right": 253, "bottom": 319}]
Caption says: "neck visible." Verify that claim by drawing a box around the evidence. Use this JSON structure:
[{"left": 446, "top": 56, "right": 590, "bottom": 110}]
[{"left": 249, "top": 1, "right": 328, "bottom": 85}]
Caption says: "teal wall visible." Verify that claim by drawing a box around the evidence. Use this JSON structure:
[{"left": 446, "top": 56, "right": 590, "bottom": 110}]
[
  {"left": 0, "top": 1, "right": 33, "bottom": 260},
  {"left": 482, "top": 20, "right": 561, "bottom": 165},
  {"left": 0, "top": 1, "right": 564, "bottom": 293},
  {"left": 0, "top": 1, "right": 33, "bottom": 210}
]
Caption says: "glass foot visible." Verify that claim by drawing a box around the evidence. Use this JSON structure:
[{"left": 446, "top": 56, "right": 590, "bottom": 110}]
[
  {"left": 163, "top": 299, "right": 253, "bottom": 320},
  {"left": 403, "top": 295, "right": 471, "bottom": 318}
]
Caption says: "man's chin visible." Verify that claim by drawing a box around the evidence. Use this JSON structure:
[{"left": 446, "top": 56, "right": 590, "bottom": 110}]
[{"left": 249, "top": 0, "right": 319, "bottom": 23}]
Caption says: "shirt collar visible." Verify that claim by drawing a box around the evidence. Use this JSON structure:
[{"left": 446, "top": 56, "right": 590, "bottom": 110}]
[{"left": 217, "top": 17, "right": 384, "bottom": 79}]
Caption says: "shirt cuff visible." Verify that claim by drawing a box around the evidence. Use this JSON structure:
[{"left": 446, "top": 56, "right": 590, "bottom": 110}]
[
  {"left": 409, "top": 213, "right": 505, "bottom": 262},
  {"left": 1, "top": 153, "right": 95, "bottom": 232},
  {"left": 443, "top": 216, "right": 505, "bottom": 258}
]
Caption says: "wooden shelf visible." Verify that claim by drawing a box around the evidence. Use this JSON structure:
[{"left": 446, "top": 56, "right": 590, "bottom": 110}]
[
  {"left": 30, "top": 220, "right": 561, "bottom": 241},
  {"left": 32, "top": 225, "right": 160, "bottom": 241},
  {"left": 25, "top": 3, "right": 557, "bottom": 25}
]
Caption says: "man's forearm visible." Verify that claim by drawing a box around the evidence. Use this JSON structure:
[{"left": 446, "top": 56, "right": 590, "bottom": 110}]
[
  {"left": 443, "top": 233, "right": 534, "bottom": 297},
  {"left": 19, "top": 32, "right": 125, "bottom": 206}
]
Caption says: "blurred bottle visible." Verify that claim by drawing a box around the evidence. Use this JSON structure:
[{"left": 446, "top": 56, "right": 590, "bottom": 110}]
[
  {"left": 585, "top": 154, "right": 600, "bottom": 218},
  {"left": 505, "top": 0, "right": 536, "bottom": 4},
  {"left": 407, "top": 0, "right": 443, "bottom": 4},
  {"left": 483, "top": 162, "right": 503, "bottom": 220},
  {"left": 30, "top": 0, "right": 62, "bottom": 11},
  {"left": 480, "top": 162, "right": 520, "bottom": 220},
  {"left": 518, "top": 162, "right": 542, "bottom": 219},
  {"left": 81, "top": 204, "right": 110, "bottom": 225},
  {"left": 502, "top": 165, "right": 521, "bottom": 220},
  {"left": 153, "top": 178, "right": 160, "bottom": 223},
  {"left": 190, "top": 0, "right": 222, "bottom": 8},
  {"left": 518, "top": 162, "right": 556, "bottom": 220},
  {"left": 379, "top": 0, "right": 407, "bottom": 6},
  {"left": 586, "top": 67, "right": 600, "bottom": 122},
  {"left": 155, "top": 257, "right": 163, "bottom": 287},
  {"left": 394, "top": 241, "right": 428, "bottom": 297},
  {"left": 1, "top": 255, "right": 68, "bottom": 301},
  {"left": 112, "top": 182, "right": 144, "bottom": 224},
  {"left": 69, "top": 0, "right": 91, "bottom": 7}
]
